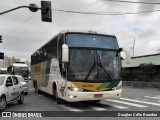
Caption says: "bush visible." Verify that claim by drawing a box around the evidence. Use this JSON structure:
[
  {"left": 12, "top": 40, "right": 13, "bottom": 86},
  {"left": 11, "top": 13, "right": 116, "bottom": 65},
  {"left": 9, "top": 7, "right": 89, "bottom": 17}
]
[
  {"left": 121, "top": 63, "right": 159, "bottom": 82},
  {"left": 138, "top": 63, "right": 157, "bottom": 82}
]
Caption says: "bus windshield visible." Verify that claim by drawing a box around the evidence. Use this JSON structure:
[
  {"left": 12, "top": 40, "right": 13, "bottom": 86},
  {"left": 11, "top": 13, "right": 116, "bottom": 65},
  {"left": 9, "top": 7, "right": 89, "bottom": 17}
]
[
  {"left": 67, "top": 34, "right": 121, "bottom": 82},
  {"left": 68, "top": 49, "right": 121, "bottom": 81},
  {"left": 66, "top": 33, "right": 118, "bottom": 49},
  {"left": 14, "top": 67, "right": 29, "bottom": 77}
]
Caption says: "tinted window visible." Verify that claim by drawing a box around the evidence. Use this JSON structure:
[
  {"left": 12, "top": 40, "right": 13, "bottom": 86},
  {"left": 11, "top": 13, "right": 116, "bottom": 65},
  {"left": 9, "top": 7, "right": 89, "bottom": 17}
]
[
  {"left": 12, "top": 76, "right": 19, "bottom": 85},
  {"left": 67, "top": 34, "right": 118, "bottom": 49},
  {"left": 31, "top": 36, "right": 58, "bottom": 65},
  {"left": 6, "top": 77, "right": 13, "bottom": 86}
]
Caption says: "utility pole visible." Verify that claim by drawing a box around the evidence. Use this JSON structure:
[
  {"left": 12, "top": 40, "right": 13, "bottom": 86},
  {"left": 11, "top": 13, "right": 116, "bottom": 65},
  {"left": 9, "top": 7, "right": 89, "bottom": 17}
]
[{"left": 133, "top": 36, "right": 135, "bottom": 57}]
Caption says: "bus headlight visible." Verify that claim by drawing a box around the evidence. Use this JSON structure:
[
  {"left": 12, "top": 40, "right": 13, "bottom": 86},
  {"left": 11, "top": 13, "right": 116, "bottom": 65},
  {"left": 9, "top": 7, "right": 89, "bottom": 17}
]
[
  {"left": 112, "top": 81, "right": 122, "bottom": 90},
  {"left": 68, "top": 87, "right": 83, "bottom": 92}
]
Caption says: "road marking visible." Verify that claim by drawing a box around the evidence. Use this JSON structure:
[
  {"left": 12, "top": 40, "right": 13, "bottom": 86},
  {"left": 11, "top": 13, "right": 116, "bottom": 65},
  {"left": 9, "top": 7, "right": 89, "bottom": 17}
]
[
  {"left": 144, "top": 96, "right": 160, "bottom": 100},
  {"left": 135, "top": 98, "right": 157, "bottom": 102},
  {"left": 121, "top": 98, "right": 160, "bottom": 106},
  {"left": 101, "top": 102, "right": 128, "bottom": 109},
  {"left": 105, "top": 99, "right": 147, "bottom": 108},
  {"left": 59, "top": 105, "right": 83, "bottom": 112},
  {"left": 88, "top": 106, "right": 107, "bottom": 111}
]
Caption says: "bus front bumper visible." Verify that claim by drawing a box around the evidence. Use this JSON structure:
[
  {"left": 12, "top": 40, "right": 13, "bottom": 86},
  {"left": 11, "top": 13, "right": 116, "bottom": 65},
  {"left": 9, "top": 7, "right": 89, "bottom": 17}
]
[{"left": 65, "top": 89, "right": 122, "bottom": 102}]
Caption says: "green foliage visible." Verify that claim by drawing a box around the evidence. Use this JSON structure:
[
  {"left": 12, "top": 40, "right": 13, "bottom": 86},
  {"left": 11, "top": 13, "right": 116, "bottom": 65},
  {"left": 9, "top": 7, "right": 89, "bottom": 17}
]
[
  {"left": 121, "top": 68, "right": 131, "bottom": 81},
  {"left": 138, "top": 63, "right": 157, "bottom": 81},
  {"left": 121, "top": 62, "right": 159, "bottom": 82}
]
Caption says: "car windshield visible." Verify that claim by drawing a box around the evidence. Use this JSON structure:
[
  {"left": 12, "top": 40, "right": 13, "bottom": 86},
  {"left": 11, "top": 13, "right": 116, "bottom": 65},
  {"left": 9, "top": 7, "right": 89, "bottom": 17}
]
[
  {"left": 0, "top": 76, "right": 5, "bottom": 85},
  {"left": 68, "top": 49, "right": 121, "bottom": 82}
]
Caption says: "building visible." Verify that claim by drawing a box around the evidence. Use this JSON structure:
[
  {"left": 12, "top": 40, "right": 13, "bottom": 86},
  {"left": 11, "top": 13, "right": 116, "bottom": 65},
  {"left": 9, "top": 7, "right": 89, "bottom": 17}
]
[
  {"left": 122, "top": 53, "right": 160, "bottom": 81},
  {"left": 0, "top": 56, "right": 21, "bottom": 68}
]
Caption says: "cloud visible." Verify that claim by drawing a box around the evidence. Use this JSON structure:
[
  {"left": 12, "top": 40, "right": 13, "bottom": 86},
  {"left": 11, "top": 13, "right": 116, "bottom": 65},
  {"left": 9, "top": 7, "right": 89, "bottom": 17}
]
[
  {"left": 138, "top": 0, "right": 160, "bottom": 11},
  {"left": 0, "top": 0, "right": 160, "bottom": 61}
]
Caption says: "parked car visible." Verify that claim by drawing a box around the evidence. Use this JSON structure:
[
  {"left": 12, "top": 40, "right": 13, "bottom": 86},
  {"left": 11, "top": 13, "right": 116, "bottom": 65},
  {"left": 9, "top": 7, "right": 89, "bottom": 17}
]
[
  {"left": 15, "top": 75, "right": 28, "bottom": 95},
  {"left": 0, "top": 74, "right": 24, "bottom": 111}
]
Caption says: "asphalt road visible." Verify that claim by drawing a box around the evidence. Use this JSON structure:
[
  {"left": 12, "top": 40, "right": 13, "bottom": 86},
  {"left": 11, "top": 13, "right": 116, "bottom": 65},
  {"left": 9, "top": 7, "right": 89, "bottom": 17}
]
[{"left": 1, "top": 80, "right": 160, "bottom": 120}]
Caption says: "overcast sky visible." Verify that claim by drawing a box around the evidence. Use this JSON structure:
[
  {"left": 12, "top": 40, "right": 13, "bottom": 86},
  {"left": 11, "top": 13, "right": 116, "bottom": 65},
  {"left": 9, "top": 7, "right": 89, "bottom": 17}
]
[{"left": 0, "top": 0, "right": 160, "bottom": 61}]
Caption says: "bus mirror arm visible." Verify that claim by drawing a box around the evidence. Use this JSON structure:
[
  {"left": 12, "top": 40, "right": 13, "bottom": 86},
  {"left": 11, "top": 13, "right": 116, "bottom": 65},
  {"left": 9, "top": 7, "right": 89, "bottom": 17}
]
[
  {"left": 62, "top": 63, "right": 66, "bottom": 72},
  {"left": 120, "top": 48, "right": 131, "bottom": 64},
  {"left": 118, "top": 48, "right": 123, "bottom": 52}
]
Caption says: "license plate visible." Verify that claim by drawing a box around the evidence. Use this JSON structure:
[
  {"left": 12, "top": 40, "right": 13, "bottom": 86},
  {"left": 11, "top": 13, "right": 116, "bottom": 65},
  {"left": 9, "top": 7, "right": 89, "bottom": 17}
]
[{"left": 94, "top": 94, "right": 103, "bottom": 98}]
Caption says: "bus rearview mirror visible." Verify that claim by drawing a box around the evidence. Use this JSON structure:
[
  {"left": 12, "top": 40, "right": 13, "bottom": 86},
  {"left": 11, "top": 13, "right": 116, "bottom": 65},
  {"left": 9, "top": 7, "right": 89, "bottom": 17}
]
[
  {"left": 62, "top": 44, "right": 69, "bottom": 62},
  {"left": 121, "top": 48, "right": 131, "bottom": 64}
]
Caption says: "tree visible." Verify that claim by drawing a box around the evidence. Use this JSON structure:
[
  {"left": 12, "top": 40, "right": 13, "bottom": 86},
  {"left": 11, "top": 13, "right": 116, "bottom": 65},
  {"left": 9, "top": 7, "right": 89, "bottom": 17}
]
[{"left": 139, "top": 63, "right": 156, "bottom": 82}]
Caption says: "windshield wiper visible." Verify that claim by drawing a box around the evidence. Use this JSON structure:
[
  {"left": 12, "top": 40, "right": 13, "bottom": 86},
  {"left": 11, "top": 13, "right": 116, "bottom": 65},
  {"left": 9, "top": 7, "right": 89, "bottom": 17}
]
[
  {"left": 85, "top": 63, "right": 96, "bottom": 80},
  {"left": 98, "top": 62, "right": 113, "bottom": 82},
  {"left": 85, "top": 62, "right": 113, "bottom": 82}
]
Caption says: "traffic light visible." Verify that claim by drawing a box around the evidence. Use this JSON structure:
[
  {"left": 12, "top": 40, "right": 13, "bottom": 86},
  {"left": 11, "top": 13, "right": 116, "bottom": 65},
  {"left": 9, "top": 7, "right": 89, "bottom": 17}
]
[
  {"left": 41, "top": 1, "right": 52, "bottom": 22},
  {"left": 0, "top": 52, "right": 4, "bottom": 59},
  {"left": 0, "top": 35, "right": 2, "bottom": 43},
  {"left": 29, "top": 3, "right": 38, "bottom": 12}
]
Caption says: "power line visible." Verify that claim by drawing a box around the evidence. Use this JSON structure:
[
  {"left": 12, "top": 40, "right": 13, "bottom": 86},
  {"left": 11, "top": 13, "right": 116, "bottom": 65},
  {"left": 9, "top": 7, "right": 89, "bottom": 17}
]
[
  {"left": 52, "top": 8, "right": 160, "bottom": 15},
  {"left": 104, "top": 0, "right": 160, "bottom": 4},
  {"left": 4, "top": 13, "right": 36, "bottom": 38}
]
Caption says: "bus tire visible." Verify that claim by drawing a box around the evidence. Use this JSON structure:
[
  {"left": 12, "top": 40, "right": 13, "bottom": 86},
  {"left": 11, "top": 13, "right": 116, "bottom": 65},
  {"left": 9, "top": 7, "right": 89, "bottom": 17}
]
[
  {"left": 53, "top": 83, "right": 56, "bottom": 99},
  {"left": 35, "top": 82, "right": 41, "bottom": 94},
  {"left": 55, "top": 89, "right": 63, "bottom": 104},
  {"left": 93, "top": 100, "right": 101, "bottom": 103}
]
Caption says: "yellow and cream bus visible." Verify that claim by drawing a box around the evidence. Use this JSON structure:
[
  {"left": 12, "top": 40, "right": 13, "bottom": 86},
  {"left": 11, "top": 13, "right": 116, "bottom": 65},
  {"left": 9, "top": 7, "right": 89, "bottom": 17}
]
[{"left": 31, "top": 30, "right": 131, "bottom": 104}]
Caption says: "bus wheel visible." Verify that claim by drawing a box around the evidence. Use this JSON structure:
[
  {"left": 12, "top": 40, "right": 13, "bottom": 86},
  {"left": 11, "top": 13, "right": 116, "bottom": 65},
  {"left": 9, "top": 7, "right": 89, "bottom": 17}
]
[
  {"left": 35, "top": 82, "right": 40, "bottom": 94},
  {"left": 36, "top": 88, "right": 41, "bottom": 94},
  {"left": 93, "top": 100, "right": 101, "bottom": 103},
  {"left": 55, "top": 89, "right": 63, "bottom": 104}
]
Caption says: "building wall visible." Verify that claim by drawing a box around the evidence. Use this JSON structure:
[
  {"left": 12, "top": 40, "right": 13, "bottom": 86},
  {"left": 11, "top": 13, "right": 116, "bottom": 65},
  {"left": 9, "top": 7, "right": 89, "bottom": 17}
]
[{"left": 122, "top": 54, "right": 160, "bottom": 68}]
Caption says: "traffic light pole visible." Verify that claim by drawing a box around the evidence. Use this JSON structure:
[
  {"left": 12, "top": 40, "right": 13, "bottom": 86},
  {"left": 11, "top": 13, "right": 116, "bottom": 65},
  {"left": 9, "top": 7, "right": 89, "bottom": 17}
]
[
  {"left": 0, "top": 1, "right": 52, "bottom": 22},
  {"left": 0, "top": 5, "right": 43, "bottom": 15},
  {"left": 0, "top": 6, "right": 28, "bottom": 15}
]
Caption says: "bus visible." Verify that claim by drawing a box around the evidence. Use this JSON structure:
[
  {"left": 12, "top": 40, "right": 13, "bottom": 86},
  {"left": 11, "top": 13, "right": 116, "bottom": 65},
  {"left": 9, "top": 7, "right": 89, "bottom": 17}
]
[
  {"left": 7, "top": 62, "right": 30, "bottom": 82},
  {"left": 31, "top": 30, "right": 131, "bottom": 104},
  {"left": 0, "top": 68, "right": 7, "bottom": 74}
]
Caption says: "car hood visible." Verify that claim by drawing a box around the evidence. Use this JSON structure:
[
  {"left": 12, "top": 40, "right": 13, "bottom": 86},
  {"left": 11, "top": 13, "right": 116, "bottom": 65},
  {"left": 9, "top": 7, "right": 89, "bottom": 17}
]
[{"left": 20, "top": 82, "right": 27, "bottom": 85}]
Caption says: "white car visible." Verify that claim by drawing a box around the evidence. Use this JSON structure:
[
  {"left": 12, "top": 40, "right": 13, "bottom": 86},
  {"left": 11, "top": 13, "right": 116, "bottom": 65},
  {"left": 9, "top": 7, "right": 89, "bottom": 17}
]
[
  {"left": 0, "top": 74, "right": 24, "bottom": 111},
  {"left": 15, "top": 75, "right": 28, "bottom": 95}
]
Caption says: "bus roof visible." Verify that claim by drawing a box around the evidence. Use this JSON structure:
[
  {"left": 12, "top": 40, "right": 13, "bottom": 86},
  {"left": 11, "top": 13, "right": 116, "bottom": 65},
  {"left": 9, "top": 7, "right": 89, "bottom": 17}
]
[
  {"left": 31, "top": 29, "right": 116, "bottom": 55},
  {"left": 0, "top": 68, "right": 7, "bottom": 71},
  {"left": 59, "top": 29, "right": 115, "bottom": 37},
  {"left": 12, "top": 63, "right": 28, "bottom": 67}
]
